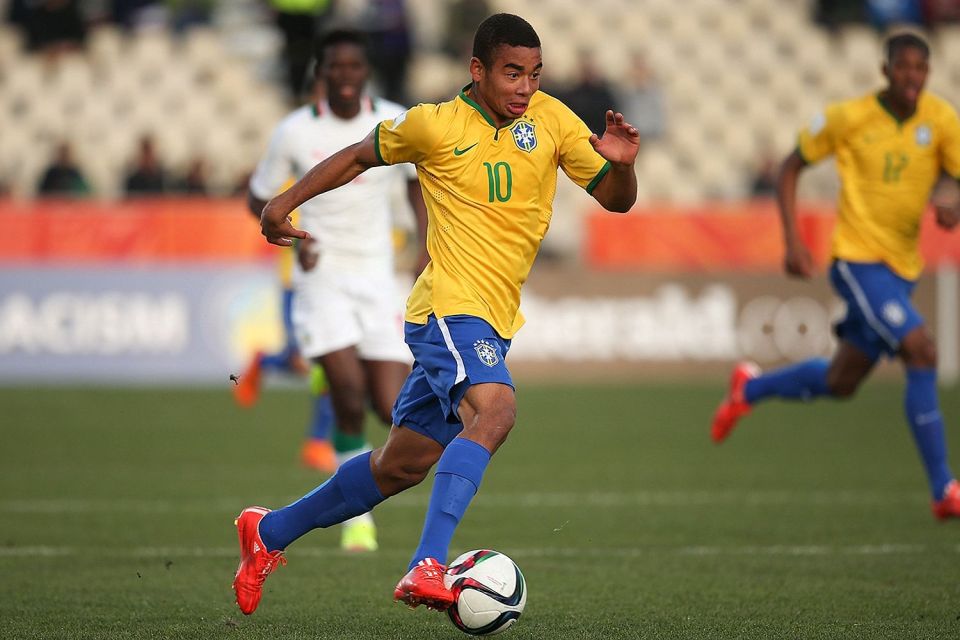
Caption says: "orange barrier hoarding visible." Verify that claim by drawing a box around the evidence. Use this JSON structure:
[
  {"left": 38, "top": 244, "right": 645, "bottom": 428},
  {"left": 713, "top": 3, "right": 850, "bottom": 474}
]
[
  {"left": 0, "top": 198, "right": 273, "bottom": 263},
  {"left": 586, "top": 200, "right": 960, "bottom": 271},
  {"left": 3, "top": 198, "right": 960, "bottom": 271}
]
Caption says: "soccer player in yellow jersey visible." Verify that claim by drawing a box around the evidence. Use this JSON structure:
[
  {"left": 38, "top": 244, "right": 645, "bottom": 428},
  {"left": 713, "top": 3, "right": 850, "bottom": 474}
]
[
  {"left": 712, "top": 33, "right": 960, "bottom": 520},
  {"left": 231, "top": 13, "right": 639, "bottom": 615}
]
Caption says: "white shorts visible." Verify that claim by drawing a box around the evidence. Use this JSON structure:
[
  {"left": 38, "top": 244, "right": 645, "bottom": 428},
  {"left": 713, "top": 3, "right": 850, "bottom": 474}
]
[{"left": 292, "top": 269, "right": 412, "bottom": 363}]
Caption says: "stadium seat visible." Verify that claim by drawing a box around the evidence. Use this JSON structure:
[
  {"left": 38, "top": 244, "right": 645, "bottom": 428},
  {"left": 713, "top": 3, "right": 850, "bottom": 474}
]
[{"left": 5, "top": 0, "right": 956, "bottom": 206}]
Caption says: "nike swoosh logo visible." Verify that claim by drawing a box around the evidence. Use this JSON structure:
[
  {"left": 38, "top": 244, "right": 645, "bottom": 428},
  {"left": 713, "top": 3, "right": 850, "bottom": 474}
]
[{"left": 453, "top": 142, "right": 478, "bottom": 156}]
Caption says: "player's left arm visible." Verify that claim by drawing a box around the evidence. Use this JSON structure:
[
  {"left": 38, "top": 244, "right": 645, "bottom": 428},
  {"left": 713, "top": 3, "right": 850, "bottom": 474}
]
[
  {"left": 934, "top": 182, "right": 960, "bottom": 230},
  {"left": 934, "top": 107, "right": 960, "bottom": 230},
  {"left": 587, "top": 110, "right": 640, "bottom": 213}
]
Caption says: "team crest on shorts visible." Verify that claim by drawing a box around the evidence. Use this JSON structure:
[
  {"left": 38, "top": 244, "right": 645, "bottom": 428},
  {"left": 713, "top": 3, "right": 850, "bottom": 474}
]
[
  {"left": 915, "top": 125, "right": 931, "bottom": 147},
  {"left": 473, "top": 339, "right": 500, "bottom": 367},
  {"left": 882, "top": 301, "right": 906, "bottom": 327},
  {"left": 511, "top": 120, "right": 537, "bottom": 153}
]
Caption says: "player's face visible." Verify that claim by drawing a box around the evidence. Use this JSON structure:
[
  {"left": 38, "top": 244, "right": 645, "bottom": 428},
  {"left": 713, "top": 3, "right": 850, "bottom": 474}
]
[
  {"left": 470, "top": 45, "right": 542, "bottom": 125},
  {"left": 883, "top": 45, "right": 928, "bottom": 109},
  {"left": 320, "top": 43, "right": 369, "bottom": 106}
]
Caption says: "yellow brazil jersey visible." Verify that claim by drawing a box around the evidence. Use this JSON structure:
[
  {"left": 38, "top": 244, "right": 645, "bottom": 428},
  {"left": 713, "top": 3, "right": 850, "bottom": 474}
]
[
  {"left": 277, "top": 213, "right": 297, "bottom": 287},
  {"left": 798, "top": 91, "right": 960, "bottom": 280},
  {"left": 374, "top": 85, "right": 609, "bottom": 338},
  {"left": 276, "top": 181, "right": 299, "bottom": 287}
]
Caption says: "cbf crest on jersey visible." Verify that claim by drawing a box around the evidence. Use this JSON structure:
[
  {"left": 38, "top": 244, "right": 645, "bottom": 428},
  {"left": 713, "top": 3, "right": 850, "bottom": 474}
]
[
  {"left": 510, "top": 120, "right": 537, "bottom": 153},
  {"left": 915, "top": 124, "right": 932, "bottom": 147},
  {"left": 473, "top": 339, "right": 500, "bottom": 367}
]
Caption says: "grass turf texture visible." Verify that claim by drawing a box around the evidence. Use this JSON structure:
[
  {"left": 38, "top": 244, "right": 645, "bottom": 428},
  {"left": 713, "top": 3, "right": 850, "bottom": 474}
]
[{"left": 1, "top": 384, "right": 959, "bottom": 639}]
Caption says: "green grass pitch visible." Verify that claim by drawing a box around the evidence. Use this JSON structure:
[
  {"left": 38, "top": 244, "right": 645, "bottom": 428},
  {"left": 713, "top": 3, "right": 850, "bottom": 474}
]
[{"left": 1, "top": 383, "right": 959, "bottom": 639}]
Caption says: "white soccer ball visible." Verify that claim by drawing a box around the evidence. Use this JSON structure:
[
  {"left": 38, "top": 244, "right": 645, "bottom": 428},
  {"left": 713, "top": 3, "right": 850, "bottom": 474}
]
[{"left": 444, "top": 549, "right": 527, "bottom": 636}]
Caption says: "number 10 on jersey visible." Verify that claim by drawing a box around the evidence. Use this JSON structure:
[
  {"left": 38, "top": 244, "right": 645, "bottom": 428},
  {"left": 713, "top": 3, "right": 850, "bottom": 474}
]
[{"left": 484, "top": 162, "right": 512, "bottom": 202}]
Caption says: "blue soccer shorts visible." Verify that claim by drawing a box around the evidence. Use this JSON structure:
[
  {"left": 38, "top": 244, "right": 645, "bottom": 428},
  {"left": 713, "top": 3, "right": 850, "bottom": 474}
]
[
  {"left": 391, "top": 314, "right": 514, "bottom": 447},
  {"left": 829, "top": 259, "right": 924, "bottom": 361}
]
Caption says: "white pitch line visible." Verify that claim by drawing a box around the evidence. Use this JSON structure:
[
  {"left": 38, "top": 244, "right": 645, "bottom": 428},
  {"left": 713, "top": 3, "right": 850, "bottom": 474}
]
[
  {"left": 0, "top": 544, "right": 951, "bottom": 560},
  {"left": 0, "top": 490, "right": 929, "bottom": 515}
]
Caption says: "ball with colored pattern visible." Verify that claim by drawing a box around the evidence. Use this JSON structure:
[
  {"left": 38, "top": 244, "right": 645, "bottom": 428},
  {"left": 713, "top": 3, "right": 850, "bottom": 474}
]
[{"left": 443, "top": 549, "right": 527, "bottom": 636}]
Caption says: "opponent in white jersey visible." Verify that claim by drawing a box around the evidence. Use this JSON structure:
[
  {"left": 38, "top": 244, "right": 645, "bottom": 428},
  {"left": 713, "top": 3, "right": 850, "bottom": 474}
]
[{"left": 246, "top": 29, "right": 428, "bottom": 553}]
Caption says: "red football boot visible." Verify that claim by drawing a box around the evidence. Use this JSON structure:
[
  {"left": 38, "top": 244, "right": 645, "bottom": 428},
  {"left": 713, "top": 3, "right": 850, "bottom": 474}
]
[
  {"left": 232, "top": 507, "right": 286, "bottom": 615},
  {"left": 393, "top": 558, "right": 455, "bottom": 611},
  {"left": 711, "top": 361, "right": 760, "bottom": 444},
  {"left": 932, "top": 480, "right": 960, "bottom": 521}
]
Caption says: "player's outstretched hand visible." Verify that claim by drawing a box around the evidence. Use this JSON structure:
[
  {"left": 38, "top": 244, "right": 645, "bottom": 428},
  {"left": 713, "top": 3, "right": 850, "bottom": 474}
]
[
  {"left": 261, "top": 201, "right": 310, "bottom": 247},
  {"left": 784, "top": 242, "right": 814, "bottom": 279},
  {"left": 589, "top": 110, "right": 640, "bottom": 166},
  {"left": 935, "top": 203, "right": 960, "bottom": 230}
]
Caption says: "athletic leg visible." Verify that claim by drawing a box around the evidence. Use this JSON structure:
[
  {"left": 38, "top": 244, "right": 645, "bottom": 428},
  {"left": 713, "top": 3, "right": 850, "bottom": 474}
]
[
  {"left": 318, "top": 347, "right": 388, "bottom": 549},
  {"left": 233, "top": 426, "right": 440, "bottom": 614},
  {"left": 392, "top": 315, "right": 514, "bottom": 610},
  {"left": 899, "top": 326, "right": 955, "bottom": 503},
  {"left": 364, "top": 359, "right": 412, "bottom": 427},
  {"left": 301, "top": 365, "right": 337, "bottom": 472}
]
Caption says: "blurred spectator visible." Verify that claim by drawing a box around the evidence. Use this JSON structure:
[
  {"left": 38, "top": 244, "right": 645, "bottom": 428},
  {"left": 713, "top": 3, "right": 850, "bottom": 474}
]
[
  {"left": 749, "top": 150, "right": 779, "bottom": 198},
  {"left": 813, "top": 0, "right": 867, "bottom": 29},
  {"left": 923, "top": 0, "right": 960, "bottom": 24},
  {"left": 618, "top": 52, "right": 666, "bottom": 142},
  {"left": 269, "top": 0, "right": 334, "bottom": 100},
  {"left": 172, "top": 155, "right": 208, "bottom": 194},
  {"left": 124, "top": 136, "right": 167, "bottom": 196},
  {"left": 441, "top": 0, "right": 490, "bottom": 58},
  {"left": 361, "top": 0, "right": 413, "bottom": 104},
  {"left": 109, "top": 0, "right": 164, "bottom": 29},
  {"left": 167, "top": 0, "right": 213, "bottom": 32},
  {"left": 8, "top": 0, "right": 87, "bottom": 53},
  {"left": 37, "top": 142, "right": 91, "bottom": 197},
  {"left": 556, "top": 52, "right": 618, "bottom": 137},
  {"left": 867, "top": 0, "right": 923, "bottom": 28}
]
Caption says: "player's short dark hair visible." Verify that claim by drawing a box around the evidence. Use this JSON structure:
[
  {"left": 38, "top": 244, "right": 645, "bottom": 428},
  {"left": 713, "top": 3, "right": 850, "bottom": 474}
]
[
  {"left": 314, "top": 28, "right": 369, "bottom": 66},
  {"left": 472, "top": 13, "right": 541, "bottom": 68},
  {"left": 885, "top": 32, "right": 929, "bottom": 63}
]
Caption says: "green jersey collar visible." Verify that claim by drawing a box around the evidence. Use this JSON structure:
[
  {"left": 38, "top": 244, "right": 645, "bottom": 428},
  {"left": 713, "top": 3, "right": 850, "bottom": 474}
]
[
  {"left": 876, "top": 91, "right": 918, "bottom": 126},
  {"left": 458, "top": 82, "right": 516, "bottom": 130}
]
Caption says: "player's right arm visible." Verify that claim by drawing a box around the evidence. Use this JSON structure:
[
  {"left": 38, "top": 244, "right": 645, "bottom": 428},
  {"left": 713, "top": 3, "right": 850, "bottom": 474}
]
[
  {"left": 776, "top": 105, "right": 843, "bottom": 279},
  {"left": 260, "top": 131, "right": 381, "bottom": 246},
  {"left": 776, "top": 149, "right": 813, "bottom": 279}
]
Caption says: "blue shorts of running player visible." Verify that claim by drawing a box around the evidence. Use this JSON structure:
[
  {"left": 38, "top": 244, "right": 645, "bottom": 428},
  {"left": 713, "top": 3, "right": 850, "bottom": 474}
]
[
  {"left": 829, "top": 259, "right": 923, "bottom": 362},
  {"left": 391, "top": 314, "right": 514, "bottom": 447}
]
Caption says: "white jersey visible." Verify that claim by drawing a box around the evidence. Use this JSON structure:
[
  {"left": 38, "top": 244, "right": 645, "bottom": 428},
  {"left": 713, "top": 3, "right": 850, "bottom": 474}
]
[{"left": 250, "top": 96, "right": 410, "bottom": 276}]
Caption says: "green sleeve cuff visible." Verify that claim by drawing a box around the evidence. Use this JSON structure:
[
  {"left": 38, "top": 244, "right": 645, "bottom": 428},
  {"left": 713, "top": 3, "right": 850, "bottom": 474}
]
[
  {"left": 586, "top": 161, "right": 611, "bottom": 195},
  {"left": 373, "top": 123, "right": 387, "bottom": 166}
]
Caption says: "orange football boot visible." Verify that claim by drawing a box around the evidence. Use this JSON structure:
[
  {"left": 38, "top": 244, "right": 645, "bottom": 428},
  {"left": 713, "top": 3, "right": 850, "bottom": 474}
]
[
  {"left": 233, "top": 352, "right": 264, "bottom": 408},
  {"left": 932, "top": 480, "right": 960, "bottom": 521},
  {"left": 300, "top": 438, "right": 337, "bottom": 474},
  {"left": 232, "top": 507, "right": 286, "bottom": 615},
  {"left": 393, "top": 558, "right": 455, "bottom": 610},
  {"left": 711, "top": 361, "right": 760, "bottom": 444}
]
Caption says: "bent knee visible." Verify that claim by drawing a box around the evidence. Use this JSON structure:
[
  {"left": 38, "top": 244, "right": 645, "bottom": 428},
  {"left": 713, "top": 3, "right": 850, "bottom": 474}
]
[
  {"left": 829, "top": 382, "right": 859, "bottom": 399},
  {"left": 903, "top": 342, "right": 938, "bottom": 369},
  {"left": 826, "top": 373, "right": 861, "bottom": 399},
  {"left": 372, "top": 454, "right": 432, "bottom": 495}
]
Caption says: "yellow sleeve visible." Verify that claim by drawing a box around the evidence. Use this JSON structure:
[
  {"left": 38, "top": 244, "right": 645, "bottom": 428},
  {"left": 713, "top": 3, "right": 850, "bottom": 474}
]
[
  {"left": 375, "top": 103, "right": 444, "bottom": 166},
  {"left": 939, "top": 104, "right": 960, "bottom": 179},
  {"left": 797, "top": 103, "right": 845, "bottom": 165},
  {"left": 556, "top": 105, "right": 610, "bottom": 194}
]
